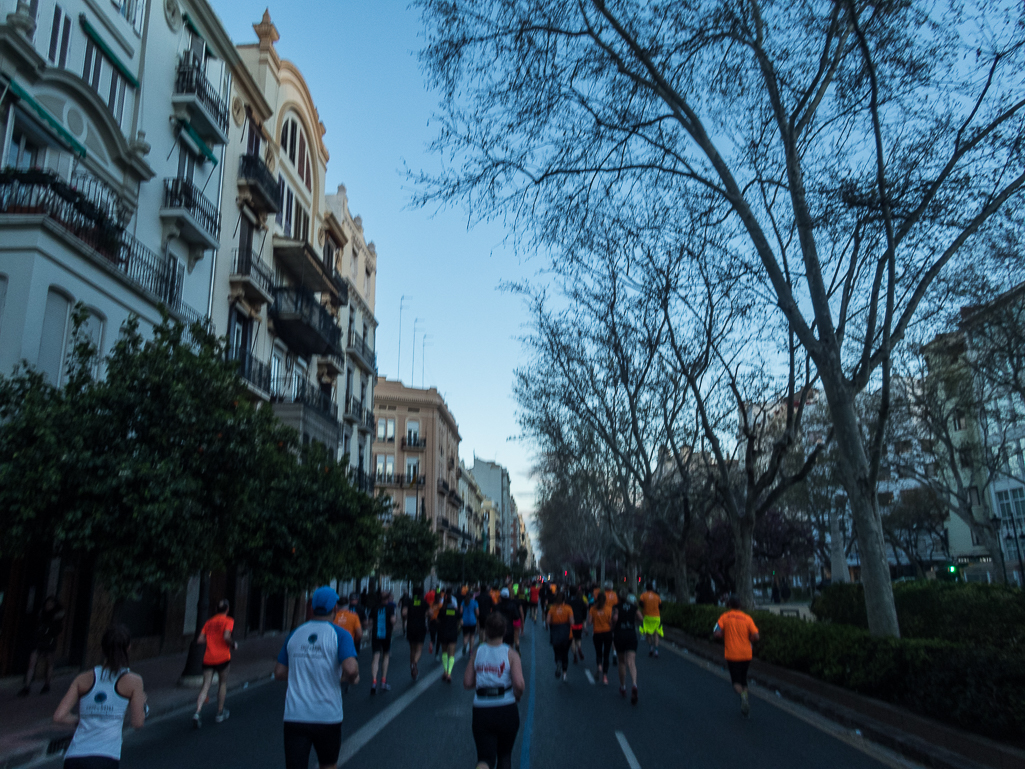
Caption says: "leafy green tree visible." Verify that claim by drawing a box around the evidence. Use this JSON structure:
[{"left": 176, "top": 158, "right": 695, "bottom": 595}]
[{"left": 379, "top": 513, "right": 438, "bottom": 585}]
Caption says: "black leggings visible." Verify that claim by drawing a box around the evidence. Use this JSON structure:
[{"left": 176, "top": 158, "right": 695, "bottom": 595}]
[
  {"left": 283, "top": 721, "right": 342, "bottom": 769},
  {"left": 472, "top": 703, "right": 520, "bottom": 769},
  {"left": 593, "top": 632, "right": 613, "bottom": 672},
  {"left": 552, "top": 639, "right": 571, "bottom": 668}
]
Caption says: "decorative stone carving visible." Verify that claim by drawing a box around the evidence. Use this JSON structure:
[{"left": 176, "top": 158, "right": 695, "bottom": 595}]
[
  {"left": 232, "top": 96, "right": 246, "bottom": 128},
  {"left": 129, "top": 130, "right": 151, "bottom": 156},
  {"left": 6, "top": 1, "right": 37, "bottom": 38},
  {"left": 164, "top": 0, "right": 182, "bottom": 32},
  {"left": 265, "top": 153, "right": 275, "bottom": 173}
]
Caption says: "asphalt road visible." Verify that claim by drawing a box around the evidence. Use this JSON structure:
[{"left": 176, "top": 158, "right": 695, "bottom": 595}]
[{"left": 40, "top": 622, "right": 902, "bottom": 769}]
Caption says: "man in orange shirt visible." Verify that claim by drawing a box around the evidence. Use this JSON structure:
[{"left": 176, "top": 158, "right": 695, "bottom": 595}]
[
  {"left": 333, "top": 597, "right": 364, "bottom": 647},
  {"left": 193, "top": 599, "right": 236, "bottom": 728},
  {"left": 638, "top": 583, "right": 663, "bottom": 658},
  {"left": 713, "top": 596, "right": 760, "bottom": 717}
]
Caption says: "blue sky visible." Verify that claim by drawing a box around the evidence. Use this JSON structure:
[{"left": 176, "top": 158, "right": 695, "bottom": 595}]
[{"left": 207, "top": 0, "right": 541, "bottom": 547}]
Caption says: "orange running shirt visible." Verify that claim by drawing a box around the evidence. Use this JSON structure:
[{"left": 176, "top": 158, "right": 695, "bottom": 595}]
[
  {"left": 639, "top": 591, "right": 661, "bottom": 618},
  {"left": 333, "top": 608, "right": 361, "bottom": 640},
  {"left": 589, "top": 604, "right": 613, "bottom": 634},
  {"left": 717, "top": 610, "right": 759, "bottom": 661},
  {"left": 430, "top": 602, "right": 442, "bottom": 620},
  {"left": 201, "top": 614, "right": 233, "bottom": 665},
  {"left": 547, "top": 604, "right": 574, "bottom": 625},
  {"left": 605, "top": 590, "right": 619, "bottom": 608}
]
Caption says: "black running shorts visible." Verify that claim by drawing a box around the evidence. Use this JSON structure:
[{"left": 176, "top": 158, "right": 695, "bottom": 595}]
[
  {"left": 728, "top": 659, "right": 750, "bottom": 687},
  {"left": 283, "top": 721, "right": 342, "bottom": 769},
  {"left": 371, "top": 636, "right": 392, "bottom": 653},
  {"left": 202, "top": 660, "right": 230, "bottom": 674}
]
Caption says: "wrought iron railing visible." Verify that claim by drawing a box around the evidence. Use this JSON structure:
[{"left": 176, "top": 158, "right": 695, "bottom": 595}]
[
  {"left": 272, "top": 375, "right": 338, "bottom": 421},
  {"left": 162, "top": 177, "right": 220, "bottom": 239},
  {"left": 227, "top": 347, "right": 272, "bottom": 393},
  {"left": 402, "top": 435, "right": 427, "bottom": 449},
  {"left": 231, "top": 248, "right": 273, "bottom": 296},
  {"left": 174, "top": 58, "right": 229, "bottom": 135},
  {"left": 269, "top": 286, "right": 342, "bottom": 353},
  {"left": 347, "top": 329, "right": 377, "bottom": 370},
  {"left": 238, "top": 153, "right": 281, "bottom": 211}
]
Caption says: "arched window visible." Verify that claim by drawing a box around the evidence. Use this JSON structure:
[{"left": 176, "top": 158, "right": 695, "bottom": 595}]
[{"left": 280, "top": 116, "right": 312, "bottom": 191}]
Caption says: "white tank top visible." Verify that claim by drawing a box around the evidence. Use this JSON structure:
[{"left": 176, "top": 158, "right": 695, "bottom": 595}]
[
  {"left": 65, "top": 667, "right": 130, "bottom": 760},
  {"left": 473, "top": 643, "right": 516, "bottom": 707}
]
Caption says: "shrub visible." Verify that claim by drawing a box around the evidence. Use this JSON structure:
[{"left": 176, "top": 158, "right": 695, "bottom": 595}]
[
  {"left": 811, "top": 582, "right": 1025, "bottom": 650},
  {"left": 663, "top": 602, "right": 1025, "bottom": 741}
]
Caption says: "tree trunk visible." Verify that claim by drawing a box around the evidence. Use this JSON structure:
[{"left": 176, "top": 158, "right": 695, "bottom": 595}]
[
  {"left": 976, "top": 523, "right": 1008, "bottom": 585},
  {"left": 673, "top": 551, "right": 691, "bottom": 603},
  {"left": 179, "top": 571, "right": 210, "bottom": 685},
  {"left": 819, "top": 371, "right": 900, "bottom": 637},
  {"left": 829, "top": 506, "right": 850, "bottom": 583},
  {"left": 733, "top": 514, "right": 756, "bottom": 611}
]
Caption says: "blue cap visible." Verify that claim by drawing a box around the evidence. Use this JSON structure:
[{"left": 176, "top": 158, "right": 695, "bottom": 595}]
[{"left": 311, "top": 586, "right": 340, "bottom": 615}]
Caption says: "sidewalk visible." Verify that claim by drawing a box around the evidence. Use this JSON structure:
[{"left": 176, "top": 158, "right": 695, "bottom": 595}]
[
  {"left": 0, "top": 634, "right": 285, "bottom": 769},
  {"left": 754, "top": 601, "right": 816, "bottom": 620},
  {"left": 663, "top": 626, "right": 1025, "bottom": 769}
]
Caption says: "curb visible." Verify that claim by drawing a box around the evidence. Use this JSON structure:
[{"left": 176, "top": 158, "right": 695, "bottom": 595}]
[
  {"left": 662, "top": 627, "right": 1025, "bottom": 769},
  {"left": 0, "top": 670, "right": 276, "bottom": 769}
]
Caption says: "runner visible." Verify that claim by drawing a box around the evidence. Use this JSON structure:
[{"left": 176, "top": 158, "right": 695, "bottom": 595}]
[
  {"left": 332, "top": 597, "right": 363, "bottom": 650},
  {"left": 368, "top": 589, "right": 397, "bottom": 694},
  {"left": 476, "top": 584, "right": 494, "bottom": 647},
  {"left": 274, "top": 586, "right": 359, "bottom": 769},
  {"left": 346, "top": 592, "right": 367, "bottom": 651},
  {"left": 639, "top": 582, "right": 663, "bottom": 658},
  {"left": 510, "top": 586, "right": 525, "bottom": 653},
  {"left": 528, "top": 583, "right": 540, "bottom": 622},
  {"left": 429, "top": 592, "right": 443, "bottom": 659},
  {"left": 403, "top": 586, "right": 429, "bottom": 680},
  {"left": 54, "top": 625, "right": 147, "bottom": 769},
  {"left": 569, "top": 586, "right": 588, "bottom": 664},
  {"left": 545, "top": 591, "right": 574, "bottom": 681},
  {"left": 713, "top": 596, "right": 761, "bottom": 717},
  {"left": 496, "top": 588, "right": 520, "bottom": 647},
  {"left": 192, "top": 599, "right": 236, "bottom": 727},
  {"left": 398, "top": 589, "right": 411, "bottom": 636},
  {"left": 19, "top": 596, "right": 64, "bottom": 696},
  {"left": 604, "top": 581, "right": 619, "bottom": 667},
  {"left": 612, "top": 592, "right": 643, "bottom": 704},
  {"left": 438, "top": 588, "right": 461, "bottom": 683},
  {"left": 464, "top": 612, "right": 525, "bottom": 769},
  {"left": 585, "top": 591, "right": 613, "bottom": 685},
  {"left": 461, "top": 588, "right": 479, "bottom": 656}
]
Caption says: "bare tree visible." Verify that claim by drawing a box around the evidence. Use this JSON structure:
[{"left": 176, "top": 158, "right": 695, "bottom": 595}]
[{"left": 416, "top": 0, "right": 1025, "bottom": 636}]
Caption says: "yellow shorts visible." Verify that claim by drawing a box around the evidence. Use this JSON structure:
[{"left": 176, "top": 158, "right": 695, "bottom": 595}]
[{"left": 642, "top": 616, "right": 663, "bottom": 636}]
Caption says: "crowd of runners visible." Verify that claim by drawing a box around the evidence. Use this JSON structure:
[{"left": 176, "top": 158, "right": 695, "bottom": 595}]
[{"left": 46, "top": 578, "right": 760, "bottom": 769}]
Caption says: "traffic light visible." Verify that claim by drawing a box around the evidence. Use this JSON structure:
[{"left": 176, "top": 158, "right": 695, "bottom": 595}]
[{"left": 948, "top": 564, "right": 957, "bottom": 574}]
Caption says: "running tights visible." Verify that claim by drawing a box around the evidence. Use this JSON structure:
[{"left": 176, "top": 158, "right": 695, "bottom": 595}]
[
  {"left": 552, "top": 640, "right": 571, "bottom": 669},
  {"left": 472, "top": 704, "right": 520, "bottom": 769},
  {"left": 593, "top": 632, "right": 613, "bottom": 672}
]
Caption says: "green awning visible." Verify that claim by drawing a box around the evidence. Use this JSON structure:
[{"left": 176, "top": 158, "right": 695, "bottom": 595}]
[
  {"left": 182, "top": 12, "right": 204, "bottom": 42},
  {"left": 79, "top": 15, "right": 140, "bottom": 89},
  {"left": 5, "top": 78, "right": 87, "bottom": 158},
  {"left": 179, "top": 120, "right": 218, "bottom": 166}
]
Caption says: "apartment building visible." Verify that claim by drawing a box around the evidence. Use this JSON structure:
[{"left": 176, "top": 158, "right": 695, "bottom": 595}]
[
  {"left": 473, "top": 458, "right": 512, "bottom": 564},
  {"left": 374, "top": 376, "right": 463, "bottom": 549},
  {"left": 209, "top": 11, "right": 377, "bottom": 480},
  {"left": 458, "top": 460, "right": 486, "bottom": 550}
]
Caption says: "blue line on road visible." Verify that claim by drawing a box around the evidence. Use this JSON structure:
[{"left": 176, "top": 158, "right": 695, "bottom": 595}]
[{"left": 519, "top": 626, "right": 537, "bottom": 769}]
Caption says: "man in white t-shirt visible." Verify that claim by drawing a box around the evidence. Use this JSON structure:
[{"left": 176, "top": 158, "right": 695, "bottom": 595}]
[{"left": 274, "top": 586, "right": 359, "bottom": 769}]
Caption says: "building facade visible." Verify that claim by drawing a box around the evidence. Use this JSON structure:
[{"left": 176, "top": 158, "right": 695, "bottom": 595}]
[
  {"left": 373, "top": 376, "right": 464, "bottom": 549},
  {"left": 473, "top": 458, "right": 512, "bottom": 564}
]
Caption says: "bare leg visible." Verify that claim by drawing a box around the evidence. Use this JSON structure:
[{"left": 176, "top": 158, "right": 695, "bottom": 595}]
[
  {"left": 411, "top": 643, "right": 422, "bottom": 665},
  {"left": 381, "top": 652, "right": 390, "bottom": 682},
  {"left": 22, "top": 650, "right": 39, "bottom": 688},
  {"left": 196, "top": 669, "right": 214, "bottom": 714},
  {"left": 371, "top": 651, "right": 381, "bottom": 682},
  {"left": 626, "top": 652, "right": 637, "bottom": 686},
  {"left": 618, "top": 652, "right": 627, "bottom": 689},
  {"left": 216, "top": 668, "right": 229, "bottom": 714}
]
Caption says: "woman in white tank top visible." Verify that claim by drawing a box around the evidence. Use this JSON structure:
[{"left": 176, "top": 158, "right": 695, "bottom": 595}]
[
  {"left": 463, "top": 612, "right": 526, "bottom": 769},
  {"left": 53, "top": 625, "right": 147, "bottom": 769}
]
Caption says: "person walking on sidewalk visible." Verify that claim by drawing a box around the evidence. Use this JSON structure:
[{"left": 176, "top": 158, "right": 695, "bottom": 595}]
[
  {"left": 464, "top": 613, "right": 525, "bottom": 769},
  {"left": 192, "top": 599, "right": 236, "bottom": 728},
  {"left": 612, "top": 592, "right": 643, "bottom": 704},
  {"left": 19, "top": 596, "right": 64, "bottom": 696},
  {"left": 639, "top": 583, "right": 663, "bottom": 658},
  {"left": 545, "top": 591, "right": 573, "bottom": 681},
  {"left": 275, "top": 586, "right": 359, "bottom": 769},
  {"left": 54, "top": 625, "right": 147, "bottom": 769},
  {"left": 404, "top": 586, "right": 429, "bottom": 680},
  {"left": 585, "top": 591, "right": 614, "bottom": 685},
  {"left": 713, "top": 596, "right": 760, "bottom": 717},
  {"left": 369, "top": 589, "right": 397, "bottom": 694}
]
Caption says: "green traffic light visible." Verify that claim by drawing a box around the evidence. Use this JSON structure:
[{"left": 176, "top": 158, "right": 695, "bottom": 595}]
[{"left": 948, "top": 565, "right": 957, "bottom": 573}]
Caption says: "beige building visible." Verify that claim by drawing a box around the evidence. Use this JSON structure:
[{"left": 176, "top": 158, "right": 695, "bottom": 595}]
[{"left": 373, "top": 376, "right": 464, "bottom": 549}]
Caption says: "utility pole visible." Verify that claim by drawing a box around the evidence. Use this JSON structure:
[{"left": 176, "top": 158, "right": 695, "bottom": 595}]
[
  {"left": 412, "top": 318, "right": 423, "bottom": 385},
  {"left": 397, "top": 295, "right": 408, "bottom": 381},
  {"left": 421, "top": 334, "right": 431, "bottom": 388}
]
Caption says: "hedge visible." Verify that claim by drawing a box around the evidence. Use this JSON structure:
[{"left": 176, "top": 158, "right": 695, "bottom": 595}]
[
  {"left": 810, "top": 582, "right": 1025, "bottom": 650},
  {"left": 662, "top": 603, "right": 1025, "bottom": 741}
]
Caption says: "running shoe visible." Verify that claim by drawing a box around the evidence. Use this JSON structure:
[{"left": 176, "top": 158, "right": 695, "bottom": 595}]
[
  {"left": 192, "top": 713, "right": 201, "bottom": 729},
  {"left": 620, "top": 686, "right": 627, "bottom": 698},
  {"left": 380, "top": 682, "right": 391, "bottom": 692},
  {"left": 555, "top": 665, "right": 561, "bottom": 679},
  {"left": 215, "top": 710, "right": 230, "bottom": 723},
  {"left": 740, "top": 691, "right": 750, "bottom": 717},
  {"left": 370, "top": 682, "right": 377, "bottom": 695},
  {"left": 631, "top": 686, "right": 638, "bottom": 705},
  {"left": 602, "top": 674, "right": 609, "bottom": 685},
  {"left": 411, "top": 662, "right": 418, "bottom": 680},
  {"left": 648, "top": 648, "right": 654, "bottom": 657},
  {"left": 654, "top": 649, "right": 659, "bottom": 658}
]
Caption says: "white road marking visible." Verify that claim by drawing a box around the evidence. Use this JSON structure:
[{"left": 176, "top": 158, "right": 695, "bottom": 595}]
[
  {"left": 336, "top": 649, "right": 462, "bottom": 766},
  {"left": 615, "top": 731, "right": 642, "bottom": 769},
  {"left": 585, "top": 669, "right": 595, "bottom": 685}
]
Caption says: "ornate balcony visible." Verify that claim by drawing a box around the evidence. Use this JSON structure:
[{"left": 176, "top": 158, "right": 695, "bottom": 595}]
[
  {"left": 273, "top": 236, "right": 347, "bottom": 301},
  {"left": 342, "top": 395, "right": 361, "bottom": 423},
  {"left": 237, "top": 153, "right": 280, "bottom": 214},
  {"left": 227, "top": 347, "right": 272, "bottom": 397},
  {"left": 229, "top": 248, "right": 273, "bottom": 306},
  {"left": 346, "top": 329, "right": 376, "bottom": 373},
  {"left": 172, "top": 58, "right": 229, "bottom": 144},
  {"left": 271, "top": 376, "right": 340, "bottom": 450},
  {"left": 402, "top": 435, "right": 427, "bottom": 450},
  {"left": 269, "top": 286, "right": 342, "bottom": 357},
  {"left": 160, "top": 178, "right": 220, "bottom": 250}
]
